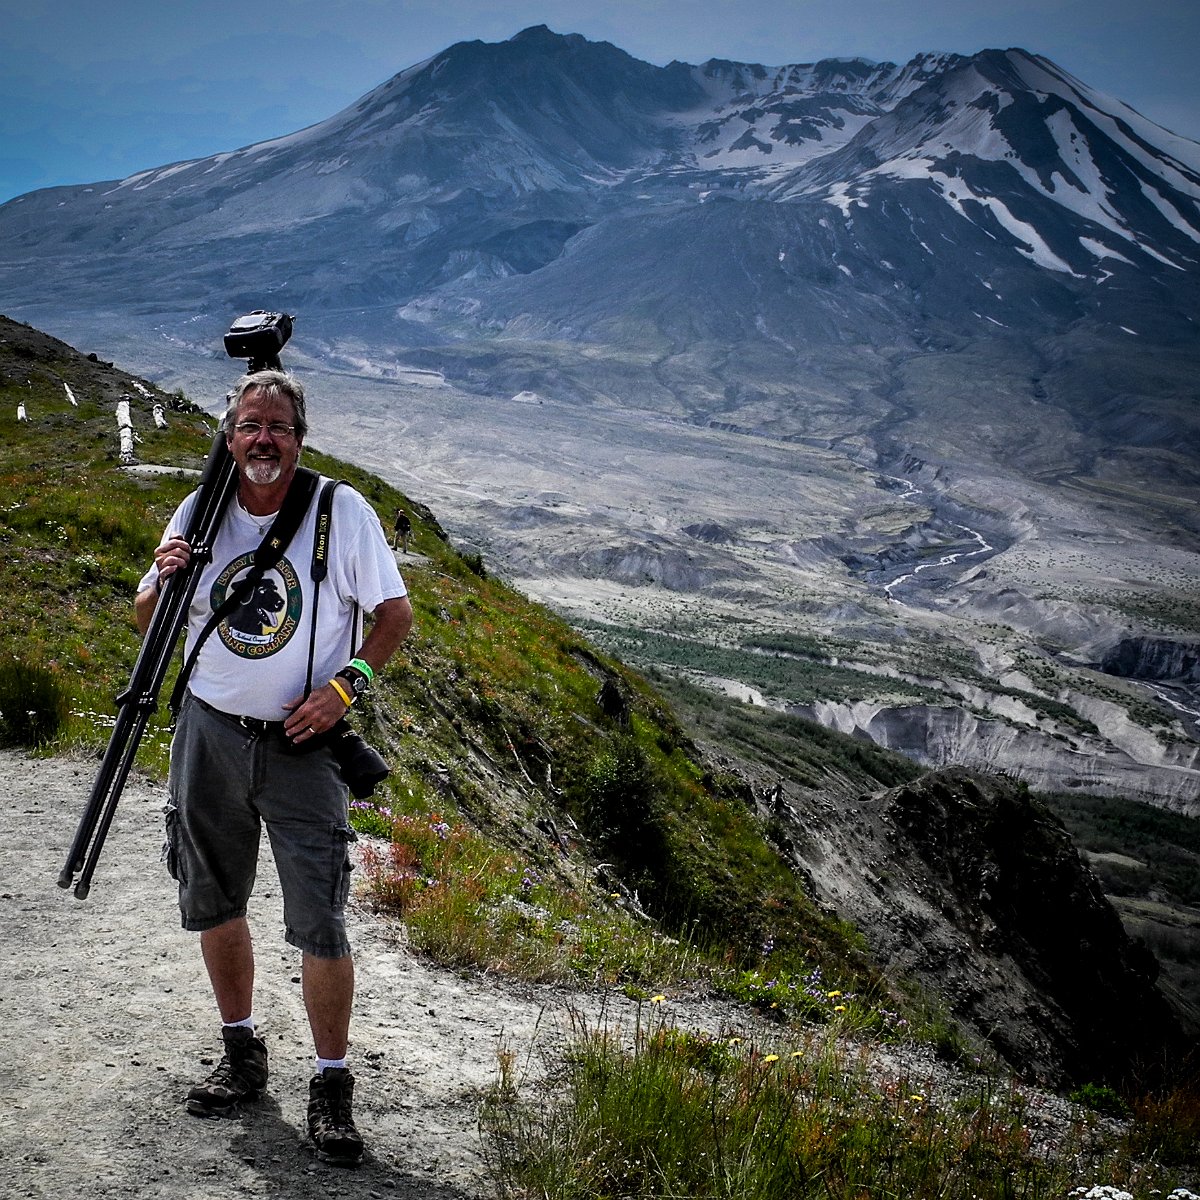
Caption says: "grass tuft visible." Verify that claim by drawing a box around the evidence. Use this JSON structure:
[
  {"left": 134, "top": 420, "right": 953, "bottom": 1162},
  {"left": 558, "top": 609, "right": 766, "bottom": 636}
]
[
  {"left": 0, "top": 655, "right": 72, "bottom": 747},
  {"left": 481, "top": 1006, "right": 1196, "bottom": 1200}
]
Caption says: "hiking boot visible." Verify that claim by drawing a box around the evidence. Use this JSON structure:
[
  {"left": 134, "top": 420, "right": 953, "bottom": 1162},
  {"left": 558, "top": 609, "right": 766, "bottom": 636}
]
[
  {"left": 307, "top": 1067, "right": 365, "bottom": 1166},
  {"left": 186, "top": 1025, "right": 269, "bottom": 1117}
]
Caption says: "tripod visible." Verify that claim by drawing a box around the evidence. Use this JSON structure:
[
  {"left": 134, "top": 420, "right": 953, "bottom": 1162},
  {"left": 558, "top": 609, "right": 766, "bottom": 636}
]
[
  {"left": 58, "top": 310, "right": 293, "bottom": 898},
  {"left": 57, "top": 431, "right": 236, "bottom": 898}
]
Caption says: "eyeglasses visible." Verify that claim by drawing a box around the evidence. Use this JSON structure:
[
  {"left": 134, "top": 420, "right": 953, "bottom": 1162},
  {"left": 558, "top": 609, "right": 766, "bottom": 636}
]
[{"left": 232, "top": 421, "right": 297, "bottom": 439}]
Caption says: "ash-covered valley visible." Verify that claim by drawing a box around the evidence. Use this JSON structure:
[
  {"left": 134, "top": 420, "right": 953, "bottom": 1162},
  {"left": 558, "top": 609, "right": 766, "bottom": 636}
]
[{"left": 97, "top": 330, "right": 1200, "bottom": 824}]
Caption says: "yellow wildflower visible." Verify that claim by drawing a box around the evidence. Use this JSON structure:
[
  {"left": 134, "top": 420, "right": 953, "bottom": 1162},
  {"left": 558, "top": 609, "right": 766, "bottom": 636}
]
[
  {"left": 763, "top": 1054, "right": 780, "bottom": 1063},
  {"left": 834, "top": 1005, "right": 847, "bottom": 1013},
  {"left": 650, "top": 994, "right": 666, "bottom": 1004},
  {"left": 827, "top": 990, "right": 842, "bottom": 999}
]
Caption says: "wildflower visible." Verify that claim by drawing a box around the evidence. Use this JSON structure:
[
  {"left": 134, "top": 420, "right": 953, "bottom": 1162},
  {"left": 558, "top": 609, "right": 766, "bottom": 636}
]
[
  {"left": 827, "top": 990, "right": 842, "bottom": 999},
  {"left": 790, "top": 1051, "right": 803, "bottom": 1059},
  {"left": 728, "top": 1037, "right": 743, "bottom": 1046},
  {"left": 763, "top": 1054, "right": 780, "bottom": 1064},
  {"left": 834, "top": 1005, "right": 847, "bottom": 1013},
  {"left": 909, "top": 1094, "right": 925, "bottom": 1104},
  {"left": 650, "top": 994, "right": 666, "bottom": 1004}
]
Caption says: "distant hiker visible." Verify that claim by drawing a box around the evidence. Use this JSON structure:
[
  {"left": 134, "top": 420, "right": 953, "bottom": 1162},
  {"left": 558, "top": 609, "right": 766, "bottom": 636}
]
[
  {"left": 597, "top": 678, "right": 629, "bottom": 726},
  {"left": 135, "top": 369, "right": 413, "bottom": 1166},
  {"left": 391, "top": 507, "right": 412, "bottom": 553}
]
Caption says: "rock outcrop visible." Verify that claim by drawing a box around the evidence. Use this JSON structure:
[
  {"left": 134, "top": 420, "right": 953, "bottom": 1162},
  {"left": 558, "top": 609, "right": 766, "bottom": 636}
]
[
  {"left": 795, "top": 699, "right": 1200, "bottom": 813},
  {"left": 786, "top": 767, "right": 1188, "bottom": 1088},
  {"left": 1100, "top": 636, "right": 1200, "bottom": 684}
]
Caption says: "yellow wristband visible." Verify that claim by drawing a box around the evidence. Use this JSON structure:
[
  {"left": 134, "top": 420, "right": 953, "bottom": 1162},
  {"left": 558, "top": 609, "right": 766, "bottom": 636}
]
[{"left": 328, "top": 677, "right": 353, "bottom": 706}]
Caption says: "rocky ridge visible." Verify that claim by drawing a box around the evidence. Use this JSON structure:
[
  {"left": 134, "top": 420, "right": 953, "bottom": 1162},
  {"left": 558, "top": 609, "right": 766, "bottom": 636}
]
[{"left": 784, "top": 767, "right": 1186, "bottom": 1087}]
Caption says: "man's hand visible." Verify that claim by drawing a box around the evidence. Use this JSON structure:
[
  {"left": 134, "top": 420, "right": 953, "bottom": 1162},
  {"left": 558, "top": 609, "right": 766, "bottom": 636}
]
[
  {"left": 135, "top": 535, "right": 192, "bottom": 635},
  {"left": 153, "top": 535, "right": 192, "bottom": 585},
  {"left": 281, "top": 595, "right": 413, "bottom": 745},
  {"left": 282, "top": 686, "right": 351, "bottom": 744}
]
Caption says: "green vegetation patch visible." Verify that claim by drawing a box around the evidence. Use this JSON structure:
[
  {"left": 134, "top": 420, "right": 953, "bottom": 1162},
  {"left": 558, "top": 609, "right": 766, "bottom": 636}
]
[
  {"left": 1083, "top": 588, "right": 1200, "bottom": 636},
  {"left": 1041, "top": 790, "right": 1200, "bottom": 906},
  {"left": 580, "top": 622, "right": 944, "bottom": 706},
  {"left": 482, "top": 1005, "right": 1194, "bottom": 1199}
]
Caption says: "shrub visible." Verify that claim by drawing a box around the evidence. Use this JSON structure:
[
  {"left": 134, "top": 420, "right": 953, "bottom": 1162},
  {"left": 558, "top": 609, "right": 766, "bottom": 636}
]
[
  {"left": 1070, "top": 1082, "right": 1131, "bottom": 1119},
  {"left": 0, "top": 655, "right": 71, "bottom": 747}
]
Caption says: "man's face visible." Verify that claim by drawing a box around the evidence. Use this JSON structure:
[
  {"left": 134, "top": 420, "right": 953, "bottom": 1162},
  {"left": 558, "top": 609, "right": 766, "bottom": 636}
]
[{"left": 227, "top": 387, "right": 304, "bottom": 487}]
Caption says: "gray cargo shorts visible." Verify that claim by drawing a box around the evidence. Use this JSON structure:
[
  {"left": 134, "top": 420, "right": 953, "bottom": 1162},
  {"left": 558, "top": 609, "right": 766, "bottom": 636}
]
[{"left": 163, "top": 692, "right": 356, "bottom": 958}]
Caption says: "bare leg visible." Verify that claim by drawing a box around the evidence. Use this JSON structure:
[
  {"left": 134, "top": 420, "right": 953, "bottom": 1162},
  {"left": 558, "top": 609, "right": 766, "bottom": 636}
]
[
  {"left": 200, "top": 917, "right": 255, "bottom": 1023},
  {"left": 302, "top": 952, "right": 355, "bottom": 1060}
]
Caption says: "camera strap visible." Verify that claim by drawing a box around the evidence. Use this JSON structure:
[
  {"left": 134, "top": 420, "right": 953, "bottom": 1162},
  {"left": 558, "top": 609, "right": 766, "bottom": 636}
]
[
  {"left": 304, "top": 478, "right": 350, "bottom": 695},
  {"left": 168, "top": 467, "right": 321, "bottom": 717},
  {"left": 302, "top": 477, "right": 389, "bottom": 800}
]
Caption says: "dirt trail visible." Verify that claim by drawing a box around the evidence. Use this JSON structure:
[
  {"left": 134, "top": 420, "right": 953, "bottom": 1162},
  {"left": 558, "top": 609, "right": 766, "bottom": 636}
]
[{"left": 3, "top": 748, "right": 720, "bottom": 1199}]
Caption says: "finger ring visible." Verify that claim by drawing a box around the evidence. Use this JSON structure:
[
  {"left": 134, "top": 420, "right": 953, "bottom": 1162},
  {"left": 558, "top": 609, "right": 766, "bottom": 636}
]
[{"left": 307, "top": 725, "right": 315, "bottom": 734}]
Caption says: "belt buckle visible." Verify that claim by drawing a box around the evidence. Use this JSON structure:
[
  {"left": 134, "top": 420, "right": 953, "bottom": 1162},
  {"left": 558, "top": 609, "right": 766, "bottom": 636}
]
[{"left": 237, "top": 714, "right": 269, "bottom": 736}]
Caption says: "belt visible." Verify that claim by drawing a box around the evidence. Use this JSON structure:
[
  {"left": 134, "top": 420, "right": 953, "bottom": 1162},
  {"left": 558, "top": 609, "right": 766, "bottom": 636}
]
[{"left": 191, "top": 694, "right": 286, "bottom": 737}]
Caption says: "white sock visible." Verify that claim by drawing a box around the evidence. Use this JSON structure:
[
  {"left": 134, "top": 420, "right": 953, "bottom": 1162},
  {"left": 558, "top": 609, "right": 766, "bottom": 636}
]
[
  {"left": 317, "top": 1056, "right": 347, "bottom": 1072},
  {"left": 223, "top": 1015, "right": 255, "bottom": 1031}
]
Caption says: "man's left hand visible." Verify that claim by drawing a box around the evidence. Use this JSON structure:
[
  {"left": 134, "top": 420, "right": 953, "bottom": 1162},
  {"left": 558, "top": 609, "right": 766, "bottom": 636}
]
[{"left": 282, "top": 685, "right": 350, "bottom": 743}]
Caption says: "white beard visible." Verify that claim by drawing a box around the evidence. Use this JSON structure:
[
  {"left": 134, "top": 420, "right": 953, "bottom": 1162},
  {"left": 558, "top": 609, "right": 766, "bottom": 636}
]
[{"left": 244, "top": 459, "right": 282, "bottom": 485}]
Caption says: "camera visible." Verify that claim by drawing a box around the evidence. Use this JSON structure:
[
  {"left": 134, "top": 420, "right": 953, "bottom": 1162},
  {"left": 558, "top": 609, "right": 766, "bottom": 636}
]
[
  {"left": 281, "top": 716, "right": 390, "bottom": 798},
  {"left": 223, "top": 310, "right": 294, "bottom": 372},
  {"left": 326, "top": 718, "right": 391, "bottom": 799}
]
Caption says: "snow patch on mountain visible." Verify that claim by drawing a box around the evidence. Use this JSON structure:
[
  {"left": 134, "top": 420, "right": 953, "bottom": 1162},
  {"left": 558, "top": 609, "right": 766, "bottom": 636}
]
[{"left": 933, "top": 172, "right": 1084, "bottom": 274}]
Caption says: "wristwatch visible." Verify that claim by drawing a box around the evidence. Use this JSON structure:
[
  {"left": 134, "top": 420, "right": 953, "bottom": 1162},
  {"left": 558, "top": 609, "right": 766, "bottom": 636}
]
[{"left": 335, "top": 665, "right": 370, "bottom": 702}]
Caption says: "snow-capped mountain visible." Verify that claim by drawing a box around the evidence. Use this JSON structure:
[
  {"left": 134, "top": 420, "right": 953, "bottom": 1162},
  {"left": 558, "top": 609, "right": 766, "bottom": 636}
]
[
  {"left": 0, "top": 25, "right": 1196, "bottom": 460},
  {"left": 772, "top": 48, "right": 1200, "bottom": 276}
]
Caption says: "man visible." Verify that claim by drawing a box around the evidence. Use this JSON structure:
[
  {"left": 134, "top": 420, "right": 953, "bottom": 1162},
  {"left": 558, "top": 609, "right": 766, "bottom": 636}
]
[
  {"left": 391, "top": 507, "right": 412, "bottom": 554},
  {"left": 136, "top": 370, "right": 412, "bottom": 1166}
]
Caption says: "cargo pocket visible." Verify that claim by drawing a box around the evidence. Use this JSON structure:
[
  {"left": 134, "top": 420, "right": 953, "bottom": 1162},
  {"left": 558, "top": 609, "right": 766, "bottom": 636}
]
[
  {"left": 332, "top": 823, "right": 358, "bottom": 908},
  {"left": 162, "top": 803, "right": 186, "bottom": 884}
]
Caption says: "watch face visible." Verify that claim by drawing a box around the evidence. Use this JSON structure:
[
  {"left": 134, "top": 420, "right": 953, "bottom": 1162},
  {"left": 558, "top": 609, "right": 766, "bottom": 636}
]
[{"left": 345, "top": 672, "right": 368, "bottom": 697}]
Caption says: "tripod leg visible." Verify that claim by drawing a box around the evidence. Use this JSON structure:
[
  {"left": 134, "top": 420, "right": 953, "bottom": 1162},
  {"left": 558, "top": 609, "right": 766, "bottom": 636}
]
[
  {"left": 57, "top": 705, "right": 141, "bottom": 889},
  {"left": 73, "top": 710, "right": 152, "bottom": 900}
]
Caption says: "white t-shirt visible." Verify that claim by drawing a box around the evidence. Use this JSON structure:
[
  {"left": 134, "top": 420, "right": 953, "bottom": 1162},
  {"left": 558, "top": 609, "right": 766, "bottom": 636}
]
[{"left": 140, "top": 476, "right": 407, "bottom": 721}]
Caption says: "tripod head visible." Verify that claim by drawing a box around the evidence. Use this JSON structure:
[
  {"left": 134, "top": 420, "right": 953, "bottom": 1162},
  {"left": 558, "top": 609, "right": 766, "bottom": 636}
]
[{"left": 223, "top": 310, "right": 294, "bottom": 372}]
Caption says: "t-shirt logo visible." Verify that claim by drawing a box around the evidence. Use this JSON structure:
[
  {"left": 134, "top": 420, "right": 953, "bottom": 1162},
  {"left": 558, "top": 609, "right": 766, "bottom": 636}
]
[{"left": 211, "top": 553, "right": 304, "bottom": 658}]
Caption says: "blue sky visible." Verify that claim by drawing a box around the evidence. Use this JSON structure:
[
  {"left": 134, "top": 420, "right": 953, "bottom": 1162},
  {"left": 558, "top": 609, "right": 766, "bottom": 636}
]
[{"left": 3, "top": 0, "right": 1198, "bottom": 204}]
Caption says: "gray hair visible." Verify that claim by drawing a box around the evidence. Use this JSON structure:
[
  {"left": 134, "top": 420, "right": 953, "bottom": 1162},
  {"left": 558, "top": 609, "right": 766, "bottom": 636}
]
[{"left": 222, "top": 369, "right": 308, "bottom": 438}]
